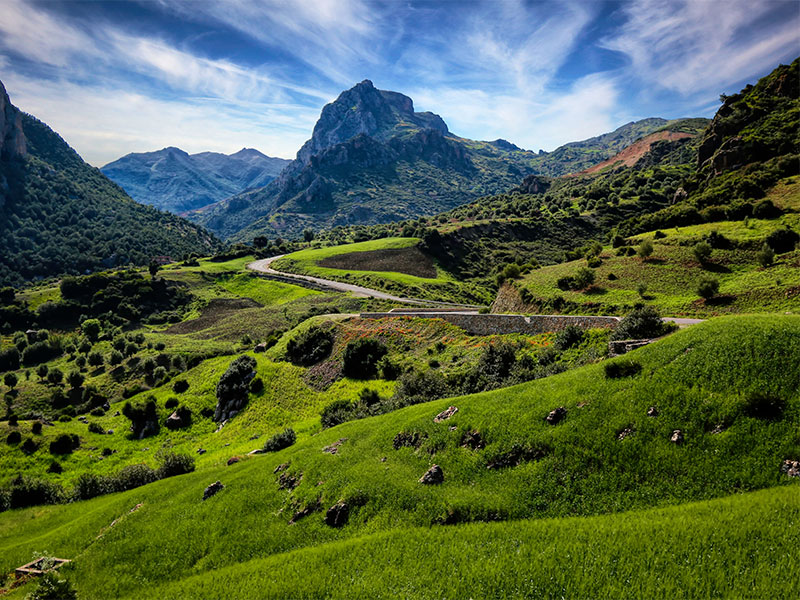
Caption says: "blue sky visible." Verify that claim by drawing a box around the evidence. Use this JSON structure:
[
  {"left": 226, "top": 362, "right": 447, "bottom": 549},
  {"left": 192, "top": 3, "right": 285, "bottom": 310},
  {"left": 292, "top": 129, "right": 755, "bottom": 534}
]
[{"left": 0, "top": 0, "right": 797, "bottom": 166}]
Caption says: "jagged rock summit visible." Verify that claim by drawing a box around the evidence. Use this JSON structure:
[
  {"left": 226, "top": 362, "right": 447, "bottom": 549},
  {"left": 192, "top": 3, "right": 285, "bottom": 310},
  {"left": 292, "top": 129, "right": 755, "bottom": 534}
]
[{"left": 0, "top": 80, "right": 26, "bottom": 161}]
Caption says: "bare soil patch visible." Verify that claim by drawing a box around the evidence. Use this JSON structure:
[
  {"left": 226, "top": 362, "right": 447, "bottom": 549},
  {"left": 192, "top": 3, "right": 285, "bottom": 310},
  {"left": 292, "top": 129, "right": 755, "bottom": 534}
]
[
  {"left": 578, "top": 131, "right": 694, "bottom": 175},
  {"left": 165, "top": 298, "right": 261, "bottom": 334},
  {"left": 318, "top": 246, "right": 437, "bottom": 278}
]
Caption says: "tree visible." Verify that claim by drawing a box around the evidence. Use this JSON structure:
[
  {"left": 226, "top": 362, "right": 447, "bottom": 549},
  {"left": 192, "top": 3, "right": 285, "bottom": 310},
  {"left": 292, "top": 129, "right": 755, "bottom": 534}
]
[
  {"left": 343, "top": 338, "right": 388, "bottom": 379},
  {"left": 149, "top": 260, "right": 160, "bottom": 279},
  {"left": 36, "top": 364, "right": 49, "bottom": 381},
  {"left": 109, "top": 349, "right": 124, "bottom": 366},
  {"left": 303, "top": 228, "right": 315, "bottom": 242},
  {"left": 88, "top": 351, "right": 104, "bottom": 367},
  {"left": 82, "top": 318, "right": 101, "bottom": 342},
  {"left": 4, "top": 372, "right": 17, "bottom": 389},
  {"left": 66, "top": 370, "right": 84, "bottom": 389},
  {"left": 756, "top": 243, "right": 775, "bottom": 267},
  {"left": 573, "top": 267, "right": 595, "bottom": 290},
  {"left": 697, "top": 276, "right": 720, "bottom": 300},
  {"left": 47, "top": 368, "right": 63, "bottom": 385},
  {"left": 637, "top": 240, "right": 653, "bottom": 259},
  {"left": 765, "top": 227, "right": 799, "bottom": 254},
  {"left": 692, "top": 241, "right": 712, "bottom": 264}
]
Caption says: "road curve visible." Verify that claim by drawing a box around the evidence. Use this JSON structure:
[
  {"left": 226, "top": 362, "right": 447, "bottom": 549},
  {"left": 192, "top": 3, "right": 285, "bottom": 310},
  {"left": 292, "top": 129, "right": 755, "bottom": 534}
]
[{"left": 247, "top": 255, "right": 482, "bottom": 309}]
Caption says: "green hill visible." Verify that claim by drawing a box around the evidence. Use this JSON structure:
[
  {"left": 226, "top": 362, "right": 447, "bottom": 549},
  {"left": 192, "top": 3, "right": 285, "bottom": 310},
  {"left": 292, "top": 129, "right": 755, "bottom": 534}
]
[
  {"left": 0, "top": 315, "right": 798, "bottom": 598},
  {"left": 0, "top": 81, "right": 222, "bottom": 288}
]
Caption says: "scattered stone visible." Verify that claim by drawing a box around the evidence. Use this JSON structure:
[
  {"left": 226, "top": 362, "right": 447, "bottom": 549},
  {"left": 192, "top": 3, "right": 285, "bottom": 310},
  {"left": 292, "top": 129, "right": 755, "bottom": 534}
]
[
  {"left": 461, "top": 429, "right": 485, "bottom": 451},
  {"left": 419, "top": 464, "right": 444, "bottom": 485},
  {"left": 577, "top": 402, "right": 588, "bottom": 409},
  {"left": 249, "top": 434, "right": 260, "bottom": 440},
  {"left": 227, "top": 456, "right": 241, "bottom": 466},
  {"left": 647, "top": 406, "right": 659, "bottom": 417},
  {"left": 434, "top": 406, "right": 458, "bottom": 423},
  {"left": 273, "top": 462, "right": 289, "bottom": 474},
  {"left": 114, "top": 411, "right": 121, "bottom": 417},
  {"left": 214, "top": 420, "right": 227, "bottom": 433},
  {"left": 486, "top": 444, "right": 548, "bottom": 469},
  {"left": 670, "top": 429, "right": 684, "bottom": 444},
  {"left": 224, "top": 443, "right": 231, "bottom": 447},
  {"left": 781, "top": 459, "right": 800, "bottom": 478},
  {"left": 202, "top": 481, "right": 224, "bottom": 500},
  {"left": 380, "top": 457, "right": 387, "bottom": 462},
  {"left": 617, "top": 427, "right": 634, "bottom": 441},
  {"left": 322, "top": 438, "right": 348, "bottom": 455},
  {"left": 325, "top": 501, "right": 349, "bottom": 527},
  {"left": 449, "top": 425, "right": 457, "bottom": 431},
  {"left": 393, "top": 431, "right": 425, "bottom": 450},
  {"left": 289, "top": 500, "right": 321, "bottom": 524},
  {"left": 277, "top": 470, "right": 301, "bottom": 491},
  {"left": 546, "top": 407, "right": 567, "bottom": 425},
  {"left": 254, "top": 342, "right": 268, "bottom": 353},
  {"left": 107, "top": 430, "right": 113, "bottom": 435},
  {"left": 710, "top": 423, "right": 726, "bottom": 434},
  {"left": 197, "top": 448, "right": 206, "bottom": 455},
  {"left": 248, "top": 449, "right": 265, "bottom": 455}
]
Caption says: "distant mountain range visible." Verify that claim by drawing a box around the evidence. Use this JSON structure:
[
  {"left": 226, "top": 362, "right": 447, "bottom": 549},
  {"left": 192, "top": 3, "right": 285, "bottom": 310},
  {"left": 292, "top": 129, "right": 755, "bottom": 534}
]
[
  {"left": 101, "top": 147, "right": 290, "bottom": 214},
  {"left": 0, "top": 80, "right": 221, "bottom": 288},
  {"left": 189, "top": 79, "right": 705, "bottom": 241}
]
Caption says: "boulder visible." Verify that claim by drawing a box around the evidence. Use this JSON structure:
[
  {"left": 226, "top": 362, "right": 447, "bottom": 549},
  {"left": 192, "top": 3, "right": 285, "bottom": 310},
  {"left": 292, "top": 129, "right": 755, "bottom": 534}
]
[
  {"left": 419, "top": 464, "right": 444, "bottom": 485},
  {"left": 546, "top": 407, "right": 567, "bottom": 425},
  {"left": 253, "top": 342, "right": 268, "bottom": 353},
  {"left": 273, "top": 462, "right": 289, "bottom": 474},
  {"left": 617, "top": 428, "right": 633, "bottom": 440},
  {"left": 248, "top": 448, "right": 265, "bottom": 455},
  {"left": 202, "top": 480, "right": 224, "bottom": 500},
  {"left": 461, "top": 429, "right": 484, "bottom": 450},
  {"left": 165, "top": 407, "right": 192, "bottom": 430},
  {"left": 325, "top": 501, "right": 350, "bottom": 527},
  {"left": 434, "top": 406, "right": 458, "bottom": 423},
  {"left": 670, "top": 429, "right": 684, "bottom": 444},
  {"left": 647, "top": 406, "right": 659, "bottom": 417},
  {"left": 226, "top": 456, "right": 241, "bottom": 466},
  {"left": 322, "top": 438, "right": 348, "bottom": 454},
  {"left": 781, "top": 459, "right": 800, "bottom": 478}
]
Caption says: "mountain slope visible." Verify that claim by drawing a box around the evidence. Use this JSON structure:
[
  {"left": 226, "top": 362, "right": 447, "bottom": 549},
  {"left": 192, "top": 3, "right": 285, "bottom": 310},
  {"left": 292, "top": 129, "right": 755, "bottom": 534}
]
[
  {"left": 194, "top": 81, "right": 544, "bottom": 240},
  {"left": 0, "top": 80, "right": 221, "bottom": 288},
  {"left": 101, "top": 147, "right": 290, "bottom": 213}
]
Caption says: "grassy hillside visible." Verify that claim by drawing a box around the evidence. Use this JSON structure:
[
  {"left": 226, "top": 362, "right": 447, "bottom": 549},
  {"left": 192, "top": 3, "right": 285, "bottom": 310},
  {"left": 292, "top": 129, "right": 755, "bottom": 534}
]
[{"left": 0, "top": 315, "right": 798, "bottom": 598}]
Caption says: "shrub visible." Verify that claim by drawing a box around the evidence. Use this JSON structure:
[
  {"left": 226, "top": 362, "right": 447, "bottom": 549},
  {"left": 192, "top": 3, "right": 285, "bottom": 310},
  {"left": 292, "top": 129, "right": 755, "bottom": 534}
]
[
  {"left": 87, "top": 351, "right": 103, "bottom": 367},
  {"left": 637, "top": 240, "right": 653, "bottom": 259},
  {"left": 553, "top": 326, "right": 584, "bottom": 351},
  {"left": 756, "top": 243, "right": 775, "bottom": 267},
  {"left": 611, "top": 234, "right": 625, "bottom": 248},
  {"left": 556, "top": 275, "right": 576, "bottom": 291},
  {"left": 124, "top": 342, "right": 138, "bottom": 357},
  {"left": 249, "top": 377, "right": 264, "bottom": 393},
  {"left": 88, "top": 422, "right": 105, "bottom": 434},
  {"left": 165, "top": 397, "right": 179, "bottom": 409},
  {"left": 692, "top": 241, "right": 712, "bottom": 264},
  {"left": 67, "top": 370, "right": 84, "bottom": 389},
  {"left": 82, "top": 318, "right": 101, "bottom": 342},
  {"left": 378, "top": 356, "right": 400, "bottom": 380},
  {"left": 612, "top": 306, "right": 669, "bottom": 341},
  {"left": 6, "top": 430, "right": 21, "bottom": 445},
  {"left": 342, "top": 338, "right": 388, "bottom": 379},
  {"left": 46, "top": 368, "right": 63, "bottom": 385},
  {"left": 49, "top": 433, "right": 79, "bottom": 454},
  {"left": 572, "top": 267, "right": 595, "bottom": 290},
  {"left": 636, "top": 282, "right": 648, "bottom": 298},
  {"left": 753, "top": 198, "right": 780, "bottom": 219},
  {"left": 476, "top": 342, "right": 517, "bottom": 382},
  {"left": 0, "top": 347, "right": 20, "bottom": 371},
  {"left": 3, "top": 372, "right": 17, "bottom": 389},
  {"left": 286, "top": 325, "right": 334, "bottom": 367},
  {"left": 653, "top": 230, "right": 666, "bottom": 239},
  {"left": 47, "top": 461, "right": 62, "bottom": 474},
  {"left": 586, "top": 256, "right": 602, "bottom": 268},
  {"left": 172, "top": 379, "right": 189, "bottom": 393},
  {"left": 697, "top": 276, "right": 720, "bottom": 299},
  {"left": 765, "top": 227, "right": 799, "bottom": 253},
  {"left": 394, "top": 369, "right": 449, "bottom": 406},
  {"left": 214, "top": 355, "right": 257, "bottom": 421},
  {"left": 109, "top": 349, "right": 124, "bottom": 366},
  {"left": 262, "top": 428, "right": 297, "bottom": 452},
  {"left": 4, "top": 475, "right": 65, "bottom": 510},
  {"left": 152, "top": 366, "right": 167, "bottom": 383},
  {"left": 26, "top": 571, "right": 78, "bottom": 600},
  {"left": 72, "top": 473, "right": 108, "bottom": 500},
  {"left": 156, "top": 452, "right": 195, "bottom": 478},
  {"left": 32, "top": 421, "right": 42, "bottom": 434},
  {"left": 321, "top": 399, "right": 355, "bottom": 429},
  {"left": 109, "top": 464, "right": 158, "bottom": 492},
  {"left": 122, "top": 398, "right": 159, "bottom": 439},
  {"left": 8, "top": 414, "right": 18, "bottom": 426},
  {"left": 75, "top": 355, "right": 86, "bottom": 369},
  {"left": 36, "top": 364, "right": 48, "bottom": 381},
  {"left": 502, "top": 263, "right": 521, "bottom": 280},
  {"left": 604, "top": 360, "right": 642, "bottom": 378}
]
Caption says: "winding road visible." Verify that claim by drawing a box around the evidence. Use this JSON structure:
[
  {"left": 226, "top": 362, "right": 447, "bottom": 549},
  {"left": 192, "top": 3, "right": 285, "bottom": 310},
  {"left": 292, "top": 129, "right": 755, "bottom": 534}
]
[{"left": 247, "top": 255, "right": 704, "bottom": 327}]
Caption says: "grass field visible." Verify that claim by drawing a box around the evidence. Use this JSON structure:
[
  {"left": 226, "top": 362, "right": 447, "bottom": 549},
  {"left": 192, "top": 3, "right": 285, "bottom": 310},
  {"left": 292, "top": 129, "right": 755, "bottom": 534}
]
[{"left": 1, "top": 315, "right": 798, "bottom": 598}]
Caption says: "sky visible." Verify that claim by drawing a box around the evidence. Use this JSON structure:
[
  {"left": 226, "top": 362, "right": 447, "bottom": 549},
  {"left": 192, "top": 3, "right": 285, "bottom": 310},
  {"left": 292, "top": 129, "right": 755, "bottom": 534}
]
[{"left": 0, "top": 0, "right": 797, "bottom": 167}]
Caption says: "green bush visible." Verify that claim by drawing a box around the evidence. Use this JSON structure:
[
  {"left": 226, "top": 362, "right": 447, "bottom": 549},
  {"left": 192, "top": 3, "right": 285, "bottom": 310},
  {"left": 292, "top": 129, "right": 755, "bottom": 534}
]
[
  {"left": 604, "top": 360, "right": 642, "bottom": 378},
  {"left": 109, "top": 464, "right": 158, "bottom": 492},
  {"left": 697, "top": 276, "right": 720, "bottom": 299},
  {"left": 612, "top": 306, "right": 669, "bottom": 341},
  {"left": 286, "top": 325, "right": 334, "bottom": 367},
  {"left": 756, "top": 243, "right": 775, "bottom": 267},
  {"left": 72, "top": 473, "right": 108, "bottom": 501},
  {"left": 573, "top": 267, "right": 596, "bottom": 290},
  {"left": 262, "top": 428, "right": 297, "bottom": 452},
  {"left": 553, "top": 326, "right": 584, "bottom": 351},
  {"left": 765, "top": 227, "right": 799, "bottom": 253},
  {"left": 172, "top": 379, "right": 189, "bottom": 393},
  {"left": 637, "top": 240, "right": 654, "bottom": 259},
  {"left": 343, "top": 338, "right": 388, "bottom": 379},
  {"left": 26, "top": 571, "right": 78, "bottom": 600},
  {"left": 49, "top": 433, "right": 79, "bottom": 454},
  {"left": 156, "top": 452, "right": 195, "bottom": 478},
  {"left": 693, "top": 241, "right": 712, "bottom": 264},
  {"left": 321, "top": 399, "right": 355, "bottom": 429}
]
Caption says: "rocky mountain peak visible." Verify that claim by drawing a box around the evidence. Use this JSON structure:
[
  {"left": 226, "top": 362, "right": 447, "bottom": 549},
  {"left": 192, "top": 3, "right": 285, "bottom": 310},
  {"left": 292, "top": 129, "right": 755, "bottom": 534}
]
[{"left": 0, "top": 79, "right": 27, "bottom": 161}]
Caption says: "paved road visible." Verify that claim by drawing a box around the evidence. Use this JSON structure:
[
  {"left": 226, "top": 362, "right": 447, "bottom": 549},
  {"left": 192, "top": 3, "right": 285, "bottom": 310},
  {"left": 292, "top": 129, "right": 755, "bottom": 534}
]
[
  {"left": 247, "top": 256, "right": 482, "bottom": 308},
  {"left": 248, "top": 256, "right": 704, "bottom": 326}
]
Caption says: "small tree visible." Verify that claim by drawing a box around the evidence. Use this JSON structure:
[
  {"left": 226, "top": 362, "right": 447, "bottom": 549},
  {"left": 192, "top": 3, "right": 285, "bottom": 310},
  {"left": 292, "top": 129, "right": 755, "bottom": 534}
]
[
  {"left": 756, "top": 243, "right": 775, "bottom": 267},
  {"left": 637, "top": 240, "right": 653, "bottom": 259},
  {"left": 82, "top": 319, "right": 101, "bottom": 342},
  {"left": 693, "top": 241, "right": 712, "bottom": 264},
  {"left": 4, "top": 372, "right": 17, "bottom": 389},
  {"left": 109, "top": 349, "right": 124, "bottom": 366},
  {"left": 343, "top": 339, "right": 388, "bottom": 379},
  {"left": 46, "top": 368, "right": 63, "bottom": 385},
  {"left": 697, "top": 275, "right": 720, "bottom": 300},
  {"left": 66, "top": 370, "right": 84, "bottom": 389},
  {"left": 149, "top": 261, "right": 160, "bottom": 279},
  {"left": 573, "top": 267, "right": 596, "bottom": 290},
  {"left": 36, "top": 364, "right": 49, "bottom": 381},
  {"left": 88, "top": 351, "right": 104, "bottom": 367}
]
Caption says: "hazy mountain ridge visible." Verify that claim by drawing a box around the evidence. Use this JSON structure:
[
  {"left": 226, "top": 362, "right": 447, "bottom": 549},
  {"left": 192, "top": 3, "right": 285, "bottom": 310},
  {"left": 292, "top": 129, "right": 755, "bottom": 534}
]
[
  {"left": 101, "top": 147, "right": 290, "bottom": 214},
  {"left": 0, "top": 80, "right": 221, "bottom": 287}
]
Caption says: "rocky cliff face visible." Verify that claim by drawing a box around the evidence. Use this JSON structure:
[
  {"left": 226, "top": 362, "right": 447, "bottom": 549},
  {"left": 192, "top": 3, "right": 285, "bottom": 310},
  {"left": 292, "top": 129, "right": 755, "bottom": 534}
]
[{"left": 0, "top": 81, "right": 26, "bottom": 161}]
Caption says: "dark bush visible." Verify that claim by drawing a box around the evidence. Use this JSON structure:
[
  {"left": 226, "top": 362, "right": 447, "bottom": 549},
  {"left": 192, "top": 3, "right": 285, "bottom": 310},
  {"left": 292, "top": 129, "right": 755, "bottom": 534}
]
[
  {"left": 172, "top": 379, "right": 189, "bottom": 393},
  {"left": 286, "top": 325, "right": 334, "bottom": 367},
  {"left": 692, "top": 241, "right": 712, "bottom": 263},
  {"left": 753, "top": 198, "right": 780, "bottom": 219},
  {"left": 393, "top": 369, "right": 449, "bottom": 406},
  {"left": 476, "top": 342, "right": 517, "bottom": 382},
  {"left": 109, "top": 464, "right": 158, "bottom": 492},
  {"left": 214, "top": 355, "right": 257, "bottom": 421},
  {"left": 21, "top": 438, "right": 38, "bottom": 454},
  {"left": 156, "top": 452, "right": 195, "bottom": 478},
  {"left": 31, "top": 421, "right": 42, "bottom": 434},
  {"left": 6, "top": 430, "right": 21, "bottom": 445},
  {"left": 556, "top": 275, "right": 576, "bottom": 291},
  {"left": 743, "top": 393, "right": 786, "bottom": 421},
  {"left": 47, "top": 460, "right": 63, "bottom": 474},
  {"left": 72, "top": 473, "right": 108, "bottom": 500},
  {"left": 122, "top": 398, "right": 159, "bottom": 439},
  {"left": 553, "top": 325, "right": 584, "bottom": 351},
  {"left": 165, "top": 397, "right": 179, "bottom": 409},
  {"left": 8, "top": 414, "right": 18, "bottom": 426},
  {"left": 67, "top": 370, "right": 84, "bottom": 389},
  {"left": 262, "top": 428, "right": 297, "bottom": 452},
  {"left": 87, "top": 351, "right": 103, "bottom": 367},
  {"left": 320, "top": 399, "right": 355, "bottom": 429},
  {"left": 88, "top": 421, "right": 105, "bottom": 434},
  {"left": 756, "top": 243, "right": 775, "bottom": 267},
  {"left": 4, "top": 475, "right": 65, "bottom": 510},
  {"left": 342, "top": 338, "right": 388, "bottom": 379},
  {"left": 765, "top": 227, "right": 799, "bottom": 253},
  {"left": 250, "top": 377, "right": 264, "bottom": 393},
  {"left": 697, "top": 276, "right": 720, "bottom": 299},
  {"left": 90, "top": 407, "right": 105, "bottom": 417},
  {"left": 49, "top": 433, "right": 79, "bottom": 454},
  {"left": 604, "top": 360, "right": 642, "bottom": 379},
  {"left": 612, "top": 306, "right": 670, "bottom": 341},
  {"left": 0, "top": 347, "right": 20, "bottom": 371}
]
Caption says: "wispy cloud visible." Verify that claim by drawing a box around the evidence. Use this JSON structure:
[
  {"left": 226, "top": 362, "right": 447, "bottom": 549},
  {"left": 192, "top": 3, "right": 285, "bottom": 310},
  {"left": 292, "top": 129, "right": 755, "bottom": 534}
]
[{"left": 602, "top": 0, "right": 800, "bottom": 95}]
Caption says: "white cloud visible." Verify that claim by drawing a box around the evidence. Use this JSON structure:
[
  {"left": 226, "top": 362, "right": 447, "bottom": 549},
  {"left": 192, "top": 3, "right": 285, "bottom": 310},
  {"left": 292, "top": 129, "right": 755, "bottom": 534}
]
[
  {"left": 2, "top": 73, "right": 318, "bottom": 166},
  {"left": 602, "top": 0, "right": 800, "bottom": 95}
]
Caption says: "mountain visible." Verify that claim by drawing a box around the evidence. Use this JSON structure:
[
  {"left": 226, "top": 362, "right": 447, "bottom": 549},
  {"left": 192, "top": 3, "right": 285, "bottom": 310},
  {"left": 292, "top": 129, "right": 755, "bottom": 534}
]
[
  {"left": 101, "top": 147, "right": 290, "bottom": 213},
  {"left": 194, "top": 80, "right": 545, "bottom": 241},
  {"left": 0, "top": 80, "right": 222, "bottom": 288}
]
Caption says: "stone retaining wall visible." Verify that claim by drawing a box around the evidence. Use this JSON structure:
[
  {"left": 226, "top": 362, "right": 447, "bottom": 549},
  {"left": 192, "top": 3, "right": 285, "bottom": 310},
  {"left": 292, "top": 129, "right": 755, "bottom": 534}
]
[{"left": 360, "top": 312, "right": 620, "bottom": 335}]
